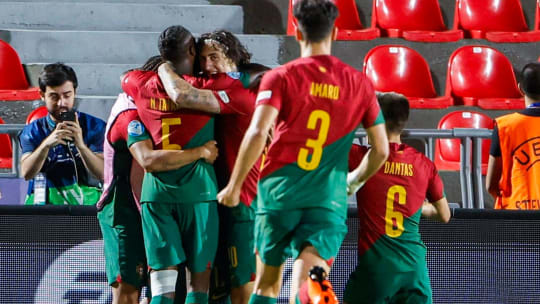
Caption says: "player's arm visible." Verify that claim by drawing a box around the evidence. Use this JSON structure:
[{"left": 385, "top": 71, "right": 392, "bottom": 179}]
[
  {"left": 347, "top": 123, "right": 389, "bottom": 195},
  {"left": 485, "top": 124, "right": 502, "bottom": 199},
  {"left": 218, "top": 104, "right": 278, "bottom": 207},
  {"left": 129, "top": 139, "right": 218, "bottom": 173},
  {"left": 422, "top": 198, "right": 451, "bottom": 223},
  {"left": 157, "top": 61, "right": 221, "bottom": 113}
]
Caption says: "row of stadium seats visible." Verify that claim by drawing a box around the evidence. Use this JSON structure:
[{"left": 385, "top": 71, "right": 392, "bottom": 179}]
[
  {"left": 0, "top": 38, "right": 531, "bottom": 111},
  {"left": 366, "top": 44, "right": 526, "bottom": 110},
  {"left": 288, "top": 0, "right": 540, "bottom": 42}
]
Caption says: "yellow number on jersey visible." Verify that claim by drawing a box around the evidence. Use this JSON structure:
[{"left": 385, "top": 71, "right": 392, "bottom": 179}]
[
  {"left": 385, "top": 185, "right": 407, "bottom": 238},
  {"left": 228, "top": 246, "right": 238, "bottom": 268},
  {"left": 161, "top": 118, "right": 182, "bottom": 150},
  {"left": 297, "top": 110, "right": 330, "bottom": 171}
]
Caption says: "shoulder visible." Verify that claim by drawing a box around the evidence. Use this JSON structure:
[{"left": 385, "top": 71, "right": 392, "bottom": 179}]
[
  {"left": 405, "top": 145, "right": 437, "bottom": 171},
  {"left": 20, "top": 117, "right": 47, "bottom": 139},
  {"left": 79, "top": 112, "right": 106, "bottom": 127}
]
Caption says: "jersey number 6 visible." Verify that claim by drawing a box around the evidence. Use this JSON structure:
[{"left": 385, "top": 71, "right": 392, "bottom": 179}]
[
  {"left": 161, "top": 117, "right": 182, "bottom": 150},
  {"left": 297, "top": 110, "right": 330, "bottom": 171},
  {"left": 385, "top": 185, "right": 407, "bottom": 238}
]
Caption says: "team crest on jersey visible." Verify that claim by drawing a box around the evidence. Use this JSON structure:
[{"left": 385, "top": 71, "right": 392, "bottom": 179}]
[
  {"left": 226, "top": 72, "right": 242, "bottom": 80},
  {"left": 218, "top": 90, "right": 230, "bottom": 104},
  {"left": 128, "top": 120, "right": 145, "bottom": 136}
]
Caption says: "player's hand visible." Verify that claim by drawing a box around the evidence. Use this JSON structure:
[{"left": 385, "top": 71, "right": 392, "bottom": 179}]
[
  {"left": 217, "top": 184, "right": 241, "bottom": 208},
  {"left": 43, "top": 125, "right": 74, "bottom": 147},
  {"left": 346, "top": 173, "right": 365, "bottom": 196},
  {"left": 201, "top": 140, "right": 218, "bottom": 164},
  {"left": 61, "top": 115, "right": 84, "bottom": 148}
]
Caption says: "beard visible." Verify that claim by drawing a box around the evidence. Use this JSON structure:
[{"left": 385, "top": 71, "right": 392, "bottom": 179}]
[{"left": 49, "top": 107, "right": 70, "bottom": 121}]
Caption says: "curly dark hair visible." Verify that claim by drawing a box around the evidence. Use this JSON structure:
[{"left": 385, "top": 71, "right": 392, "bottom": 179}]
[
  {"left": 293, "top": 0, "right": 338, "bottom": 42},
  {"left": 197, "top": 30, "right": 251, "bottom": 67},
  {"left": 38, "top": 63, "right": 78, "bottom": 92},
  {"left": 158, "top": 25, "right": 194, "bottom": 63}
]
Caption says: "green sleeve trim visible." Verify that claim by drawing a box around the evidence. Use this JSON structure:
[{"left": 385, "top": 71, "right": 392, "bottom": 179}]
[
  {"left": 127, "top": 130, "right": 151, "bottom": 147},
  {"left": 240, "top": 72, "right": 251, "bottom": 89},
  {"left": 372, "top": 110, "right": 385, "bottom": 126}
]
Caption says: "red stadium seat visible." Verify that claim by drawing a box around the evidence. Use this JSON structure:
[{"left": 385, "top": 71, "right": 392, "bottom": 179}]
[
  {"left": 26, "top": 106, "right": 48, "bottom": 125},
  {"left": 435, "top": 111, "right": 493, "bottom": 174},
  {"left": 0, "top": 116, "right": 13, "bottom": 169},
  {"left": 445, "top": 46, "right": 524, "bottom": 109},
  {"left": 372, "top": 0, "right": 463, "bottom": 42},
  {"left": 363, "top": 45, "right": 453, "bottom": 109},
  {"left": 286, "top": 0, "right": 379, "bottom": 40},
  {"left": 0, "top": 40, "right": 40, "bottom": 101},
  {"left": 453, "top": 0, "right": 540, "bottom": 42}
]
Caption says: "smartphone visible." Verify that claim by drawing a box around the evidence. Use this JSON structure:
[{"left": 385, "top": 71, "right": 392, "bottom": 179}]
[{"left": 59, "top": 110, "right": 76, "bottom": 122}]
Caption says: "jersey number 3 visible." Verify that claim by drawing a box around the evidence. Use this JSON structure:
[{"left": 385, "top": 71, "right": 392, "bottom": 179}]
[
  {"left": 297, "top": 110, "right": 330, "bottom": 171},
  {"left": 385, "top": 185, "right": 407, "bottom": 238}
]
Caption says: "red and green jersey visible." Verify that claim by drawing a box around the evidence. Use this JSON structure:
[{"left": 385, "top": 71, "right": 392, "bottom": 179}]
[
  {"left": 256, "top": 55, "right": 383, "bottom": 215},
  {"left": 349, "top": 143, "right": 444, "bottom": 272},
  {"left": 211, "top": 73, "right": 261, "bottom": 207},
  {"left": 122, "top": 70, "right": 218, "bottom": 204}
]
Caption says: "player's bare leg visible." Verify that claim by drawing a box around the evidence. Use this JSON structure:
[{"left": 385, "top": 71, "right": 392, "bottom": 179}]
[
  {"left": 186, "top": 267, "right": 212, "bottom": 303},
  {"left": 231, "top": 281, "right": 254, "bottom": 304},
  {"left": 111, "top": 282, "right": 140, "bottom": 304},
  {"left": 290, "top": 245, "right": 331, "bottom": 304},
  {"left": 251, "top": 255, "right": 284, "bottom": 301}
]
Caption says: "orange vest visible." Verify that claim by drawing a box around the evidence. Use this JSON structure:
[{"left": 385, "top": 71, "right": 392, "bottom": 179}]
[{"left": 495, "top": 112, "right": 540, "bottom": 209}]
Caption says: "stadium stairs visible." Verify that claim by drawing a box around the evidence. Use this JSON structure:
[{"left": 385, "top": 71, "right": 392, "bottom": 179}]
[{"left": 1, "top": 0, "right": 540, "bottom": 207}]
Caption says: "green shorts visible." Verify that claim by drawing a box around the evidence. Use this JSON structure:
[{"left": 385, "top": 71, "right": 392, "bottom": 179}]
[
  {"left": 254, "top": 207, "right": 347, "bottom": 267},
  {"left": 210, "top": 202, "right": 256, "bottom": 301},
  {"left": 344, "top": 262, "right": 432, "bottom": 304},
  {"left": 141, "top": 201, "right": 218, "bottom": 273},
  {"left": 98, "top": 203, "right": 147, "bottom": 288}
]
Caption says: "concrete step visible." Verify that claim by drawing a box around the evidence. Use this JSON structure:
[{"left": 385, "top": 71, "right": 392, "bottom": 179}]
[
  {"left": 26, "top": 63, "right": 135, "bottom": 96},
  {"left": 0, "top": 95, "right": 115, "bottom": 124},
  {"left": 2, "top": 30, "right": 282, "bottom": 66},
  {"left": 0, "top": 2, "right": 242, "bottom": 32}
]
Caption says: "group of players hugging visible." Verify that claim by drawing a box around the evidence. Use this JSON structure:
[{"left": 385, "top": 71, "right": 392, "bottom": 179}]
[{"left": 97, "top": 0, "right": 451, "bottom": 304}]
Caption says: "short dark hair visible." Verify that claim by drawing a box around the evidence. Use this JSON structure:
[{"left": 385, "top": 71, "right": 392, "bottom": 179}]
[
  {"left": 377, "top": 92, "right": 410, "bottom": 134},
  {"left": 520, "top": 62, "right": 540, "bottom": 100},
  {"left": 197, "top": 30, "right": 251, "bottom": 67},
  {"left": 293, "top": 0, "right": 338, "bottom": 42},
  {"left": 38, "top": 63, "right": 78, "bottom": 92},
  {"left": 158, "top": 25, "right": 193, "bottom": 63}
]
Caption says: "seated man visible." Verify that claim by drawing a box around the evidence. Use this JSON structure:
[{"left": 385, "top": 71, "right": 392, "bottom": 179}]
[
  {"left": 345, "top": 92, "right": 451, "bottom": 304},
  {"left": 19, "top": 63, "right": 105, "bottom": 205}
]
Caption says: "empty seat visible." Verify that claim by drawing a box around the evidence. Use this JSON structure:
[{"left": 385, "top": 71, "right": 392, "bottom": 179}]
[
  {"left": 287, "top": 0, "right": 379, "bottom": 40},
  {"left": 453, "top": 0, "right": 540, "bottom": 42},
  {"left": 0, "top": 40, "right": 40, "bottom": 101},
  {"left": 26, "top": 106, "right": 48, "bottom": 125},
  {"left": 0, "top": 116, "right": 12, "bottom": 169},
  {"left": 373, "top": 0, "right": 463, "bottom": 42},
  {"left": 435, "top": 111, "right": 493, "bottom": 174},
  {"left": 363, "top": 45, "right": 453, "bottom": 109},
  {"left": 445, "top": 46, "right": 524, "bottom": 109}
]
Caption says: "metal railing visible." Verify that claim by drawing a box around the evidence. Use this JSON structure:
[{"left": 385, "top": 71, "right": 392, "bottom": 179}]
[
  {"left": 0, "top": 124, "right": 492, "bottom": 208},
  {"left": 0, "top": 124, "right": 23, "bottom": 178}
]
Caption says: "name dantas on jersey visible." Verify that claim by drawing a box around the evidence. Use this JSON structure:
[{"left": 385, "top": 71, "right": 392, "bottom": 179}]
[{"left": 128, "top": 120, "right": 145, "bottom": 136}]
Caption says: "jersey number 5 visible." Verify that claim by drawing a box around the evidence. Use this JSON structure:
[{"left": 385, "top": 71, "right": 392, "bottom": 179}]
[
  {"left": 297, "top": 110, "right": 330, "bottom": 171},
  {"left": 385, "top": 185, "right": 407, "bottom": 238},
  {"left": 162, "top": 118, "right": 182, "bottom": 150}
]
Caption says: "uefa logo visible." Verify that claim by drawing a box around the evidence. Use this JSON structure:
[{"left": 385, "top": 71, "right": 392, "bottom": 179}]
[{"left": 34, "top": 240, "right": 112, "bottom": 304}]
